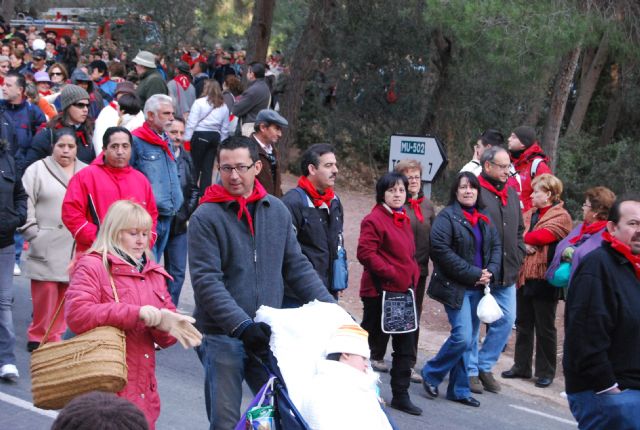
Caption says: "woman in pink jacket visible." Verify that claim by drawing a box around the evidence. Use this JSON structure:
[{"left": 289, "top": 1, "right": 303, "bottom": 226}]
[{"left": 65, "top": 200, "right": 201, "bottom": 429}]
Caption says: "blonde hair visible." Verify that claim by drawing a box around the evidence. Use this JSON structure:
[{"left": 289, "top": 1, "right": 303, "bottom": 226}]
[
  {"left": 532, "top": 173, "right": 563, "bottom": 203},
  {"left": 87, "top": 200, "right": 153, "bottom": 270},
  {"left": 394, "top": 159, "right": 422, "bottom": 175}
]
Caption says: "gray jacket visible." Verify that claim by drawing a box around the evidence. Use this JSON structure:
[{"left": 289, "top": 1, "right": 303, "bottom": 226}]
[
  {"left": 188, "top": 194, "right": 335, "bottom": 335},
  {"left": 480, "top": 184, "right": 525, "bottom": 286},
  {"left": 232, "top": 79, "right": 271, "bottom": 123}
]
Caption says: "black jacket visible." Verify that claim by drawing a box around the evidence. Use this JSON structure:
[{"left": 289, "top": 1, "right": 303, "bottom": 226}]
[
  {"left": 427, "top": 202, "right": 502, "bottom": 309},
  {"left": 282, "top": 186, "right": 344, "bottom": 292},
  {"left": 170, "top": 148, "right": 199, "bottom": 236},
  {"left": 479, "top": 178, "right": 525, "bottom": 286},
  {"left": 564, "top": 243, "right": 640, "bottom": 393},
  {"left": 0, "top": 142, "right": 27, "bottom": 248}
]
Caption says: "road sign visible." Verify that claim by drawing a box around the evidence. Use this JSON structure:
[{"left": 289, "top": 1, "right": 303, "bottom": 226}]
[{"left": 388, "top": 134, "right": 447, "bottom": 182}]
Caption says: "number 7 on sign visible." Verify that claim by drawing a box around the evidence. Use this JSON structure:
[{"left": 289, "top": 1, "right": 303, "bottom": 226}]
[{"left": 427, "top": 162, "right": 433, "bottom": 174}]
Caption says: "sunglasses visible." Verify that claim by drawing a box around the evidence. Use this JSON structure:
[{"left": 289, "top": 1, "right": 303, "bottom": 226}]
[
  {"left": 50, "top": 72, "right": 63, "bottom": 76},
  {"left": 72, "top": 102, "right": 90, "bottom": 109},
  {"left": 33, "top": 57, "right": 44, "bottom": 61}
]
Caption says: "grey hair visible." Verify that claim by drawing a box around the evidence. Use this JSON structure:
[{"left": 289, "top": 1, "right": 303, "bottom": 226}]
[
  {"left": 480, "top": 146, "right": 508, "bottom": 170},
  {"left": 143, "top": 94, "right": 173, "bottom": 116}
]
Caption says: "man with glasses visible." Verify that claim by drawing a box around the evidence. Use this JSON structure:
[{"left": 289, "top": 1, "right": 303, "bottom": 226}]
[
  {"left": 460, "top": 129, "right": 504, "bottom": 176},
  {"left": 21, "top": 49, "right": 48, "bottom": 75},
  {"left": 189, "top": 136, "right": 335, "bottom": 430},
  {"left": 251, "top": 109, "right": 287, "bottom": 197},
  {"left": 465, "top": 146, "right": 525, "bottom": 394}
]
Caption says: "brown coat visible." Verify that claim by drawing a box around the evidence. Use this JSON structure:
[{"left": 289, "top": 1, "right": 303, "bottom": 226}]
[
  {"left": 253, "top": 135, "right": 282, "bottom": 197},
  {"left": 519, "top": 202, "right": 572, "bottom": 286}
]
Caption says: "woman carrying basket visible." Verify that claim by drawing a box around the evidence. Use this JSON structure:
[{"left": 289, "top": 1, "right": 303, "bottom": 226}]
[{"left": 65, "top": 200, "right": 202, "bottom": 429}]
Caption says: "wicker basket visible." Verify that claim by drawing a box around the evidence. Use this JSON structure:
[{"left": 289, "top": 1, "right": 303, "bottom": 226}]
[{"left": 31, "top": 325, "right": 128, "bottom": 410}]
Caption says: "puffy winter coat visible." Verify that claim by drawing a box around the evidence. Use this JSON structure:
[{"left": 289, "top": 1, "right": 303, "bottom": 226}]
[
  {"left": 65, "top": 252, "right": 177, "bottom": 429},
  {"left": 427, "top": 202, "right": 502, "bottom": 309},
  {"left": 507, "top": 143, "right": 552, "bottom": 212},
  {"left": 62, "top": 156, "right": 158, "bottom": 254}
]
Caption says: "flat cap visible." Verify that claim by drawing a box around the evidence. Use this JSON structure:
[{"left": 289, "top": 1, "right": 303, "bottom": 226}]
[{"left": 255, "top": 109, "right": 288, "bottom": 127}]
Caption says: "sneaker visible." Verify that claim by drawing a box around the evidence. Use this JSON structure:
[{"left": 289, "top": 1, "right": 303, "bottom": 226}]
[
  {"left": 13, "top": 263, "right": 21, "bottom": 276},
  {"left": 479, "top": 371, "right": 501, "bottom": 393},
  {"left": 469, "top": 376, "right": 484, "bottom": 394},
  {"left": 0, "top": 364, "right": 19, "bottom": 382},
  {"left": 370, "top": 359, "right": 389, "bottom": 373},
  {"left": 410, "top": 368, "right": 423, "bottom": 384}
]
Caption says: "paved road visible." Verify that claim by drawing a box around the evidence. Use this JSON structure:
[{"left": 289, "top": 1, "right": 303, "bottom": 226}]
[{"left": 1, "top": 272, "right": 577, "bottom": 429}]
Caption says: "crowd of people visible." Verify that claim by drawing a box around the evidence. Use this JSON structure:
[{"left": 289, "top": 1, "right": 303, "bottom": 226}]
[{"left": 0, "top": 22, "right": 638, "bottom": 430}]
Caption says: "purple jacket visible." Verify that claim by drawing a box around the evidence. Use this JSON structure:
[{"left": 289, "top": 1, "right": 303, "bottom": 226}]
[{"left": 546, "top": 223, "right": 605, "bottom": 285}]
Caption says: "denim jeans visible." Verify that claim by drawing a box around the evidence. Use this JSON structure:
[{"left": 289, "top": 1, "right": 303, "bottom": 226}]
[
  {"left": 0, "top": 245, "right": 16, "bottom": 366},
  {"left": 422, "top": 289, "right": 482, "bottom": 400},
  {"left": 195, "top": 334, "right": 269, "bottom": 430},
  {"left": 14, "top": 232, "right": 23, "bottom": 265},
  {"left": 163, "top": 232, "right": 187, "bottom": 307},
  {"left": 153, "top": 215, "right": 172, "bottom": 262},
  {"left": 568, "top": 389, "right": 640, "bottom": 430},
  {"left": 468, "top": 284, "right": 516, "bottom": 376}
]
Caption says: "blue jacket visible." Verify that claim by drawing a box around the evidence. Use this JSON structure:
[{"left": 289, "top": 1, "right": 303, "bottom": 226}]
[
  {"left": 96, "top": 79, "right": 118, "bottom": 105},
  {"left": 0, "top": 100, "right": 46, "bottom": 161},
  {"left": 130, "top": 135, "right": 183, "bottom": 216}
]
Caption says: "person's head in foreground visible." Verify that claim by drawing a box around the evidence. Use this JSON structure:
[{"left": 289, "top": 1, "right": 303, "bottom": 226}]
[
  {"left": 325, "top": 324, "right": 371, "bottom": 373},
  {"left": 51, "top": 391, "right": 149, "bottom": 430}
]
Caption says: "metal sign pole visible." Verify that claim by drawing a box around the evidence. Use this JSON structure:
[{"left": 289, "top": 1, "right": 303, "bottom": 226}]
[{"left": 421, "top": 181, "right": 432, "bottom": 199}]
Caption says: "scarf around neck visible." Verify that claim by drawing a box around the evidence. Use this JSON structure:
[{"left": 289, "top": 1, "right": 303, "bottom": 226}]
[
  {"left": 407, "top": 195, "right": 424, "bottom": 223},
  {"left": 381, "top": 203, "right": 409, "bottom": 227},
  {"left": 199, "top": 179, "right": 268, "bottom": 236},
  {"left": 569, "top": 220, "right": 607, "bottom": 245},
  {"left": 602, "top": 230, "right": 640, "bottom": 280},
  {"left": 132, "top": 122, "right": 175, "bottom": 160},
  {"left": 297, "top": 175, "right": 334, "bottom": 208},
  {"left": 479, "top": 174, "right": 508, "bottom": 206},
  {"left": 462, "top": 207, "right": 490, "bottom": 227},
  {"left": 55, "top": 122, "right": 88, "bottom": 147},
  {"left": 173, "top": 74, "right": 190, "bottom": 90}
]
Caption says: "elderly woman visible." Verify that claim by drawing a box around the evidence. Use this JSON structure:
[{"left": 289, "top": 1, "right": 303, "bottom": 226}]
[
  {"left": 24, "top": 84, "right": 96, "bottom": 168},
  {"left": 358, "top": 172, "right": 422, "bottom": 416},
  {"left": 20, "top": 128, "right": 87, "bottom": 352},
  {"left": 65, "top": 200, "right": 202, "bottom": 429},
  {"left": 502, "top": 174, "right": 572, "bottom": 388},
  {"left": 422, "top": 172, "right": 501, "bottom": 408},
  {"left": 392, "top": 159, "right": 435, "bottom": 383},
  {"left": 547, "top": 186, "right": 616, "bottom": 287}
]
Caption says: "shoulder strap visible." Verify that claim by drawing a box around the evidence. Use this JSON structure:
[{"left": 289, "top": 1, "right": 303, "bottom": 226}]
[{"left": 531, "top": 158, "right": 543, "bottom": 179}]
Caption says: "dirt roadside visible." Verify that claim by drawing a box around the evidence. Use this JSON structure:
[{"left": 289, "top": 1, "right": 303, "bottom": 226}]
[{"left": 282, "top": 173, "right": 569, "bottom": 408}]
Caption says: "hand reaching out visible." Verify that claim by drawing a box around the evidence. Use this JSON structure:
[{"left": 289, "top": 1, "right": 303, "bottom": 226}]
[{"left": 156, "top": 309, "right": 203, "bottom": 348}]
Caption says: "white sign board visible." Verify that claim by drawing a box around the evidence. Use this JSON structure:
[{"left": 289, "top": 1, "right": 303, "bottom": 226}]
[{"left": 388, "top": 135, "right": 446, "bottom": 182}]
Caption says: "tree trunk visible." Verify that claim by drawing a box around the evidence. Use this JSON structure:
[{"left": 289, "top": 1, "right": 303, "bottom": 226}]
[
  {"left": 566, "top": 33, "right": 609, "bottom": 135},
  {"left": 420, "top": 29, "right": 452, "bottom": 134},
  {"left": 246, "top": 0, "right": 276, "bottom": 63},
  {"left": 523, "top": 68, "right": 554, "bottom": 126},
  {"left": 541, "top": 46, "right": 580, "bottom": 170},
  {"left": 599, "top": 63, "right": 622, "bottom": 146},
  {"left": 278, "top": 0, "right": 337, "bottom": 168}
]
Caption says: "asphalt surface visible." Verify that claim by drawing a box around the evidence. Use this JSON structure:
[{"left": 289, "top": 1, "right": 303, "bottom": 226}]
[{"left": 1, "top": 270, "right": 578, "bottom": 429}]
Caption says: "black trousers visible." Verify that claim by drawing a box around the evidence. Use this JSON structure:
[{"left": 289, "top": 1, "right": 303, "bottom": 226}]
[
  {"left": 513, "top": 285, "right": 558, "bottom": 379},
  {"left": 190, "top": 130, "right": 220, "bottom": 193},
  {"left": 361, "top": 296, "right": 415, "bottom": 394}
]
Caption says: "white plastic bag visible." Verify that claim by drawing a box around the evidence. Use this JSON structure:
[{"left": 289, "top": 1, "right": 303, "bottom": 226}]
[{"left": 477, "top": 286, "right": 504, "bottom": 324}]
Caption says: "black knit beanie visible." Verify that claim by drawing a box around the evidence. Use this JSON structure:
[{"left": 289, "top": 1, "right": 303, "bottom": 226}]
[{"left": 513, "top": 126, "right": 537, "bottom": 148}]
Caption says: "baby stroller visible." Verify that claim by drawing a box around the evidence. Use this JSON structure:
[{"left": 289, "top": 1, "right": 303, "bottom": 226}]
[{"left": 235, "top": 301, "right": 357, "bottom": 430}]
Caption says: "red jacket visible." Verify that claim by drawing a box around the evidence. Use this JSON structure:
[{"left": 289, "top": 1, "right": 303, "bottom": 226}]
[
  {"left": 65, "top": 252, "right": 177, "bottom": 429},
  {"left": 507, "top": 143, "right": 552, "bottom": 212},
  {"left": 62, "top": 156, "right": 158, "bottom": 254},
  {"left": 357, "top": 204, "right": 420, "bottom": 298},
  {"left": 180, "top": 52, "right": 207, "bottom": 67}
]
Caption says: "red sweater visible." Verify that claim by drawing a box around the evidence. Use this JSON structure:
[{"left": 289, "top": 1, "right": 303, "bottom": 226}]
[
  {"left": 357, "top": 204, "right": 420, "bottom": 297},
  {"left": 62, "top": 156, "right": 158, "bottom": 254}
]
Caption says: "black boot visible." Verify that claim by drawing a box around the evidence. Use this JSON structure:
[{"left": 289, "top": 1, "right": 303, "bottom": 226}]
[{"left": 390, "top": 392, "right": 423, "bottom": 416}]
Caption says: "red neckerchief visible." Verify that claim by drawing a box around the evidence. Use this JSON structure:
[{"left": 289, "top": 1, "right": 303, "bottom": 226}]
[
  {"left": 463, "top": 208, "right": 490, "bottom": 227},
  {"left": 391, "top": 207, "right": 409, "bottom": 227},
  {"left": 96, "top": 76, "right": 110, "bottom": 86},
  {"left": 0, "top": 76, "right": 4, "bottom": 86},
  {"left": 109, "top": 101, "right": 118, "bottom": 111},
  {"left": 407, "top": 196, "right": 424, "bottom": 223},
  {"left": 199, "top": 180, "right": 268, "bottom": 236},
  {"left": 55, "top": 123, "right": 88, "bottom": 147},
  {"left": 569, "top": 220, "right": 607, "bottom": 244},
  {"left": 131, "top": 122, "right": 175, "bottom": 160},
  {"left": 478, "top": 175, "right": 508, "bottom": 206},
  {"left": 38, "top": 89, "right": 52, "bottom": 97},
  {"left": 297, "top": 176, "right": 334, "bottom": 208},
  {"left": 511, "top": 143, "right": 549, "bottom": 170},
  {"left": 602, "top": 230, "right": 640, "bottom": 280},
  {"left": 173, "top": 74, "right": 190, "bottom": 90}
]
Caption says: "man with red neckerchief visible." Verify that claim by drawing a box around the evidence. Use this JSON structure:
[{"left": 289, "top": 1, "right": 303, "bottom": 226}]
[
  {"left": 188, "top": 136, "right": 335, "bottom": 430},
  {"left": 506, "top": 126, "right": 552, "bottom": 211},
  {"left": 167, "top": 61, "right": 196, "bottom": 122},
  {"left": 282, "top": 143, "right": 344, "bottom": 305},
  {"left": 564, "top": 195, "right": 640, "bottom": 430}
]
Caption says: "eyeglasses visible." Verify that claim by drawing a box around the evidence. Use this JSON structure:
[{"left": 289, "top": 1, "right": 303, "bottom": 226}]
[
  {"left": 50, "top": 72, "right": 63, "bottom": 76},
  {"left": 219, "top": 163, "right": 255, "bottom": 174},
  {"left": 582, "top": 203, "right": 592, "bottom": 209},
  {"left": 72, "top": 102, "right": 90, "bottom": 109},
  {"left": 406, "top": 175, "right": 421, "bottom": 181},
  {"left": 489, "top": 161, "right": 511, "bottom": 170}
]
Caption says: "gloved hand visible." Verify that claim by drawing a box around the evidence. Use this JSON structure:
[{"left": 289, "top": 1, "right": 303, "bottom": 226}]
[
  {"left": 139, "top": 305, "right": 162, "bottom": 327},
  {"left": 156, "top": 309, "right": 203, "bottom": 348},
  {"left": 240, "top": 322, "right": 272, "bottom": 361}
]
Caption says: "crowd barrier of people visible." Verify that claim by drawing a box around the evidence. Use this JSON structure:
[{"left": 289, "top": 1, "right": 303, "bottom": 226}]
[{"left": 0, "top": 22, "right": 638, "bottom": 430}]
